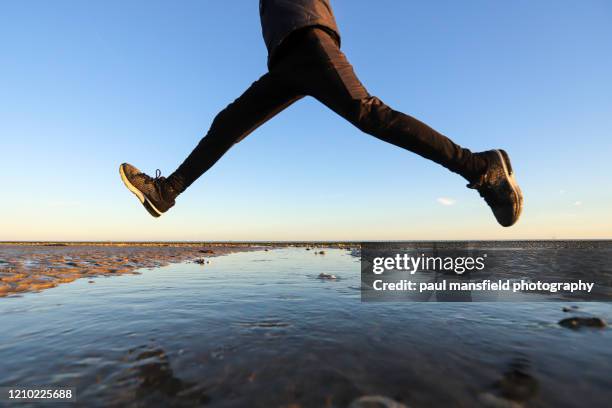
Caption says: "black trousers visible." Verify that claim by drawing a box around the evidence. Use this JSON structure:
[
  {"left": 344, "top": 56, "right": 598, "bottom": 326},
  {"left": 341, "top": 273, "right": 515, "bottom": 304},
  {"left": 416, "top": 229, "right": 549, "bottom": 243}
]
[{"left": 169, "top": 28, "right": 485, "bottom": 192}]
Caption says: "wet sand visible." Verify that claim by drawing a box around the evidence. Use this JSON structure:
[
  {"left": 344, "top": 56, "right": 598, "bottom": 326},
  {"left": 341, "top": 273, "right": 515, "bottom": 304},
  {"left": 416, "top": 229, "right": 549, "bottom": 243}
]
[{"left": 0, "top": 243, "right": 264, "bottom": 297}]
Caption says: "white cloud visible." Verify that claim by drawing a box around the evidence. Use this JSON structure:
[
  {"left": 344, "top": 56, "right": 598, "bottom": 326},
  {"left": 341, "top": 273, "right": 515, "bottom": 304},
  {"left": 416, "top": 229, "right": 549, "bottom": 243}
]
[
  {"left": 436, "top": 197, "right": 456, "bottom": 206},
  {"left": 573, "top": 201, "right": 583, "bottom": 206}
]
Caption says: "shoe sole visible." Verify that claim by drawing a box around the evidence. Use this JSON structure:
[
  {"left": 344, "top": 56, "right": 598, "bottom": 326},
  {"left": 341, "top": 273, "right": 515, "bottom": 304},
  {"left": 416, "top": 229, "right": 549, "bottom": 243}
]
[
  {"left": 496, "top": 149, "right": 523, "bottom": 226},
  {"left": 119, "top": 164, "right": 163, "bottom": 218}
]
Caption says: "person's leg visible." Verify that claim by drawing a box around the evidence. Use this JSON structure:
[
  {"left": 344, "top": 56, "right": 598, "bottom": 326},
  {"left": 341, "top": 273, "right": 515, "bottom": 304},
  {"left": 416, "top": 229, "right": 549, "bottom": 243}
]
[
  {"left": 119, "top": 71, "right": 301, "bottom": 217},
  {"left": 167, "top": 72, "right": 303, "bottom": 193},
  {"left": 295, "top": 28, "right": 487, "bottom": 182},
  {"left": 285, "top": 28, "right": 522, "bottom": 227}
]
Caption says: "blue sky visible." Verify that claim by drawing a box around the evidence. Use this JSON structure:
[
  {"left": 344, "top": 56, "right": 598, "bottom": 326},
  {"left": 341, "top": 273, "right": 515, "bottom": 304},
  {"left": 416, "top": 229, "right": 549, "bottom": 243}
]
[{"left": 1, "top": 0, "right": 611, "bottom": 241}]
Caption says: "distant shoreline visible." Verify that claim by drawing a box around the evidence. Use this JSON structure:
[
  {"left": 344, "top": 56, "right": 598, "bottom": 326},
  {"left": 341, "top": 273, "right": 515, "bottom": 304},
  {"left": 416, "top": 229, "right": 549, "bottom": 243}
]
[
  {"left": 1, "top": 239, "right": 610, "bottom": 246},
  {"left": 0, "top": 241, "right": 358, "bottom": 247}
]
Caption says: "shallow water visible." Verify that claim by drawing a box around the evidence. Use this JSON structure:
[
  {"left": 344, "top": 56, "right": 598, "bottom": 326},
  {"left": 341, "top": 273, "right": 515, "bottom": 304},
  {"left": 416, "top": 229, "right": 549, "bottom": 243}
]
[{"left": 0, "top": 248, "right": 611, "bottom": 407}]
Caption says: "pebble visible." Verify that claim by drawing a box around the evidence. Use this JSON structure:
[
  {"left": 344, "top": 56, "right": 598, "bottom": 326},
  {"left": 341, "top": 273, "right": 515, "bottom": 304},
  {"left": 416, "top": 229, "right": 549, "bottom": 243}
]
[
  {"left": 479, "top": 364, "right": 538, "bottom": 408},
  {"left": 479, "top": 392, "right": 524, "bottom": 408},
  {"left": 558, "top": 317, "right": 607, "bottom": 329},
  {"left": 349, "top": 395, "right": 408, "bottom": 408}
]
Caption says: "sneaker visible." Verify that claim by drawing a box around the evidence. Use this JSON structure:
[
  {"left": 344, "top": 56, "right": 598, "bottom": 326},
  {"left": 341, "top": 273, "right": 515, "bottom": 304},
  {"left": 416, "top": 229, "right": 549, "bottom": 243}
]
[
  {"left": 119, "top": 163, "right": 176, "bottom": 217},
  {"left": 468, "top": 149, "right": 523, "bottom": 227}
]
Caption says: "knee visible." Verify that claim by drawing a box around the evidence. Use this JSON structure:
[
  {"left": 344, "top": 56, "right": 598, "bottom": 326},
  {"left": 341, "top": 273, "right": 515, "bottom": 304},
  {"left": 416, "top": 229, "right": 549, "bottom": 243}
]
[{"left": 350, "top": 96, "right": 392, "bottom": 134}]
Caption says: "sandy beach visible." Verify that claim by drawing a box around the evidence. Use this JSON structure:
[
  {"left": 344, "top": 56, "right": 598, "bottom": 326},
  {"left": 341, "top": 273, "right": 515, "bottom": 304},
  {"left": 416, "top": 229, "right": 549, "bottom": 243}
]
[{"left": 0, "top": 243, "right": 265, "bottom": 297}]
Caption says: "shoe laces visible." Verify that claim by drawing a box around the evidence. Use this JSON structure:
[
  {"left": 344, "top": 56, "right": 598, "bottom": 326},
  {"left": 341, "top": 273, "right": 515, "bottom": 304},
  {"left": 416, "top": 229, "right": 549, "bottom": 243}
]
[
  {"left": 136, "top": 169, "right": 165, "bottom": 186},
  {"left": 467, "top": 174, "right": 487, "bottom": 191},
  {"left": 154, "top": 169, "right": 166, "bottom": 183}
]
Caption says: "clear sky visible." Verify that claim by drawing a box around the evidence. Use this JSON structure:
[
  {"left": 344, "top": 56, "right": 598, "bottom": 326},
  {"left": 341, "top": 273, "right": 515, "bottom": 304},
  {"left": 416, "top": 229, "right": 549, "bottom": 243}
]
[{"left": 1, "top": 0, "right": 611, "bottom": 241}]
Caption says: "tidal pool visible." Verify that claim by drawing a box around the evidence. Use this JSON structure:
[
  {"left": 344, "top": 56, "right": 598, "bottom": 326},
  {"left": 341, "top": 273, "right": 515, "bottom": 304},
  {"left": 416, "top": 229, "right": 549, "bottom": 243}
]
[{"left": 0, "top": 248, "right": 610, "bottom": 407}]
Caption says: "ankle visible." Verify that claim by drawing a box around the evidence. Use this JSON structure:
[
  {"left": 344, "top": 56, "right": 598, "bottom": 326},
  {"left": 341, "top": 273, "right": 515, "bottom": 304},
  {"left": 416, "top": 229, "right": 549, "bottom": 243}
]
[
  {"left": 165, "top": 174, "right": 185, "bottom": 198},
  {"left": 463, "top": 152, "right": 489, "bottom": 184}
]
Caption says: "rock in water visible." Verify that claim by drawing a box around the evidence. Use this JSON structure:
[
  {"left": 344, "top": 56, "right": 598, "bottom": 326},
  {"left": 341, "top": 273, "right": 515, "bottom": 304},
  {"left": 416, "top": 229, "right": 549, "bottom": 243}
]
[
  {"left": 479, "top": 361, "right": 538, "bottom": 408},
  {"left": 349, "top": 395, "right": 408, "bottom": 408},
  {"left": 559, "top": 317, "right": 607, "bottom": 329},
  {"left": 318, "top": 273, "right": 337, "bottom": 280},
  {"left": 479, "top": 392, "right": 525, "bottom": 408}
]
